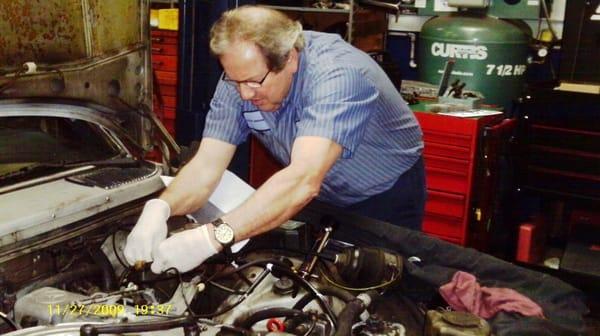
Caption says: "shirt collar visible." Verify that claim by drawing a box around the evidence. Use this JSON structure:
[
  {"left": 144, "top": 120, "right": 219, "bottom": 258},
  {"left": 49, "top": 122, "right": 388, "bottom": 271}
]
[{"left": 271, "top": 48, "right": 306, "bottom": 123}]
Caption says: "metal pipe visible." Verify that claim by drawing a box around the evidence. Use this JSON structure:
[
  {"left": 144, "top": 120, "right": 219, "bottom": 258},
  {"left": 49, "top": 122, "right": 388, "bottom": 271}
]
[
  {"left": 360, "top": 0, "right": 400, "bottom": 12},
  {"left": 300, "top": 226, "right": 332, "bottom": 278},
  {"left": 388, "top": 31, "right": 418, "bottom": 68}
]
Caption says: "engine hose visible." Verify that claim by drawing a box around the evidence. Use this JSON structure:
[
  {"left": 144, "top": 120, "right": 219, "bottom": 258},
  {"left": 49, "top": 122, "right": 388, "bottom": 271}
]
[
  {"left": 292, "top": 286, "right": 356, "bottom": 311},
  {"left": 235, "top": 307, "right": 309, "bottom": 330},
  {"left": 334, "top": 290, "right": 378, "bottom": 336},
  {"left": 28, "top": 264, "right": 100, "bottom": 292},
  {"left": 333, "top": 299, "right": 366, "bottom": 336},
  {"left": 210, "top": 259, "right": 338, "bottom": 329},
  {"left": 87, "top": 247, "right": 117, "bottom": 291},
  {"left": 265, "top": 261, "right": 337, "bottom": 329}
]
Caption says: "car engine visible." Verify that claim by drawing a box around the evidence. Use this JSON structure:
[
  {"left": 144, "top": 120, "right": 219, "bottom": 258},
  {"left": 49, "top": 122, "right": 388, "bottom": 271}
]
[{"left": 0, "top": 215, "right": 412, "bottom": 336}]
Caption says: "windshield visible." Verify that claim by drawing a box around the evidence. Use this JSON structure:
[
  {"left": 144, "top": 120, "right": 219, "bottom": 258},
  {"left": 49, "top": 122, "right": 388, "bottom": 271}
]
[{"left": 0, "top": 116, "right": 123, "bottom": 184}]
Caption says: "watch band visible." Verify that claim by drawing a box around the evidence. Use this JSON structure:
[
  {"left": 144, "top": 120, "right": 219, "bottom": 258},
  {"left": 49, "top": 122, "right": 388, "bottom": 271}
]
[{"left": 211, "top": 218, "right": 234, "bottom": 257}]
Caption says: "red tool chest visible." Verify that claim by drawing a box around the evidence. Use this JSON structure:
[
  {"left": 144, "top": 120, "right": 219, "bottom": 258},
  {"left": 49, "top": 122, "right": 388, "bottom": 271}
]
[
  {"left": 415, "top": 112, "right": 502, "bottom": 246},
  {"left": 151, "top": 29, "right": 178, "bottom": 137}
]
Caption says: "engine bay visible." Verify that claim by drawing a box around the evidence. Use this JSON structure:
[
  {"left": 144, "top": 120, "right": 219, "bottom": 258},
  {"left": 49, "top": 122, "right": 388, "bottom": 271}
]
[{"left": 0, "top": 213, "right": 429, "bottom": 336}]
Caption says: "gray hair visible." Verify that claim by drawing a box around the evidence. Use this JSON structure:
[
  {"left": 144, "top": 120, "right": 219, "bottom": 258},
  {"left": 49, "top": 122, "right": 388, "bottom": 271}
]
[{"left": 210, "top": 6, "right": 305, "bottom": 72}]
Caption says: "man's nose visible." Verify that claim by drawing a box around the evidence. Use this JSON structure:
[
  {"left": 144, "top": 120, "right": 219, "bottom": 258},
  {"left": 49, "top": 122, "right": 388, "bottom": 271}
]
[{"left": 238, "top": 84, "right": 256, "bottom": 100}]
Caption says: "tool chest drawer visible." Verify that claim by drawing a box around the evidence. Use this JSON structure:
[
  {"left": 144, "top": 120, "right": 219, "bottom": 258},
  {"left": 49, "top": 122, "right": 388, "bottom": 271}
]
[
  {"left": 417, "top": 112, "right": 480, "bottom": 136},
  {"left": 423, "top": 142, "right": 472, "bottom": 160},
  {"left": 422, "top": 129, "right": 473, "bottom": 148},
  {"left": 156, "top": 83, "right": 176, "bottom": 97},
  {"left": 152, "top": 43, "right": 178, "bottom": 56},
  {"left": 155, "top": 70, "right": 177, "bottom": 85},
  {"left": 424, "top": 154, "right": 470, "bottom": 194},
  {"left": 159, "top": 96, "right": 177, "bottom": 109},
  {"left": 151, "top": 29, "right": 178, "bottom": 45},
  {"left": 153, "top": 103, "right": 176, "bottom": 119},
  {"left": 161, "top": 118, "right": 175, "bottom": 136},
  {"left": 155, "top": 70, "right": 177, "bottom": 96},
  {"left": 425, "top": 190, "right": 466, "bottom": 219},
  {"left": 151, "top": 29, "right": 178, "bottom": 137},
  {"left": 152, "top": 54, "right": 178, "bottom": 72},
  {"left": 423, "top": 213, "right": 464, "bottom": 242},
  {"left": 424, "top": 154, "right": 469, "bottom": 175}
]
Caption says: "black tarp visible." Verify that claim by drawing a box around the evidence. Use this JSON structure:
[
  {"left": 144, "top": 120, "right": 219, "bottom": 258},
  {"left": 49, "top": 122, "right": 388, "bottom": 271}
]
[{"left": 293, "top": 201, "right": 589, "bottom": 336}]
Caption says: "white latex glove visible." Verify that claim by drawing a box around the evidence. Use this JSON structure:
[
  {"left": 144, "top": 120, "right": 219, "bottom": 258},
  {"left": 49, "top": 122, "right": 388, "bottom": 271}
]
[
  {"left": 124, "top": 199, "right": 170, "bottom": 266},
  {"left": 150, "top": 225, "right": 219, "bottom": 274}
]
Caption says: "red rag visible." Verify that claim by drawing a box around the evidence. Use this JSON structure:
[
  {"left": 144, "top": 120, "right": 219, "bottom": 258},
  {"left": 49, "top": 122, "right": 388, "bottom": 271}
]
[{"left": 439, "top": 271, "right": 545, "bottom": 319}]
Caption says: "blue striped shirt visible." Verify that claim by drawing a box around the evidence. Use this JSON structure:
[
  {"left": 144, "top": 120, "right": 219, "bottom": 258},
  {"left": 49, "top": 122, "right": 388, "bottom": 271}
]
[{"left": 204, "top": 31, "right": 423, "bottom": 206}]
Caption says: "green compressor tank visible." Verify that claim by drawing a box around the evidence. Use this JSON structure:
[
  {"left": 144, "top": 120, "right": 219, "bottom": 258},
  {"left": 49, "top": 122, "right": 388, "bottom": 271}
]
[{"left": 418, "top": 14, "right": 531, "bottom": 108}]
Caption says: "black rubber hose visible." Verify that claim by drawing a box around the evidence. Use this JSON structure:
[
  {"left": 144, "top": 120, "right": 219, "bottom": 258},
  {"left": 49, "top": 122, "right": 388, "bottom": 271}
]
[
  {"left": 261, "top": 261, "right": 337, "bottom": 329},
  {"left": 87, "top": 247, "right": 117, "bottom": 291},
  {"left": 292, "top": 286, "right": 356, "bottom": 311},
  {"left": 333, "top": 298, "right": 365, "bottom": 336},
  {"left": 28, "top": 264, "right": 100, "bottom": 292},
  {"left": 235, "top": 307, "right": 309, "bottom": 330},
  {"left": 333, "top": 290, "right": 379, "bottom": 336}
]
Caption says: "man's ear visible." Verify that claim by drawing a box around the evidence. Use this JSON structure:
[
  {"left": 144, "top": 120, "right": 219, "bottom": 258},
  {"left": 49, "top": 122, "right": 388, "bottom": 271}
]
[{"left": 288, "top": 48, "right": 299, "bottom": 74}]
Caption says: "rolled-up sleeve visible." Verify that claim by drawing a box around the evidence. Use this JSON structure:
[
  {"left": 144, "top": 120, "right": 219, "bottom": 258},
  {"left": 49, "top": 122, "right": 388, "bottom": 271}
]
[
  {"left": 296, "top": 66, "right": 378, "bottom": 159},
  {"left": 202, "top": 80, "right": 250, "bottom": 145}
]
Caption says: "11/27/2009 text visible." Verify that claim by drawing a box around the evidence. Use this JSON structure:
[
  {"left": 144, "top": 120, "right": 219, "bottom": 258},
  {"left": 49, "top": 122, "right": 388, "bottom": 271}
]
[{"left": 47, "top": 303, "right": 173, "bottom": 318}]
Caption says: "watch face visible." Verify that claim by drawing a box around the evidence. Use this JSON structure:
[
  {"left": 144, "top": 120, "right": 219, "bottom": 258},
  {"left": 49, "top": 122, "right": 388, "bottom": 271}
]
[{"left": 215, "top": 223, "right": 234, "bottom": 245}]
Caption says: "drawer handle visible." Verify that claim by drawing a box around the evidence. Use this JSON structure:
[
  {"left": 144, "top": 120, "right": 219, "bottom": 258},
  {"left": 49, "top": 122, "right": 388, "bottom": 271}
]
[
  {"left": 428, "top": 190, "right": 465, "bottom": 201},
  {"left": 152, "top": 61, "right": 164, "bottom": 66},
  {"left": 424, "top": 130, "right": 471, "bottom": 140},
  {"left": 426, "top": 143, "right": 470, "bottom": 153},
  {"left": 152, "top": 47, "right": 164, "bottom": 53},
  {"left": 151, "top": 37, "right": 163, "bottom": 43},
  {"left": 427, "top": 166, "right": 467, "bottom": 176},
  {"left": 424, "top": 154, "right": 469, "bottom": 165}
]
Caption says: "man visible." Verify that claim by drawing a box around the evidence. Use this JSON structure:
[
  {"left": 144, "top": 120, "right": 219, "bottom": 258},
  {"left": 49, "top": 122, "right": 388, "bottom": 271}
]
[{"left": 124, "top": 6, "right": 424, "bottom": 274}]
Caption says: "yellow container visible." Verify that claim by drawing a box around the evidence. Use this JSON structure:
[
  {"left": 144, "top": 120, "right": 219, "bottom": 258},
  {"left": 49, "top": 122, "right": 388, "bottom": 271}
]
[
  {"left": 158, "top": 8, "right": 178, "bottom": 31},
  {"left": 150, "top": 9, "right": 159, "bottom": 28}
]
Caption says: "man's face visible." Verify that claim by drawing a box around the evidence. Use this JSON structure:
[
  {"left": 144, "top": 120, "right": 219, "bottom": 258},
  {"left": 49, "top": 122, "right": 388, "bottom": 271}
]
[{"left": 220, "top": 41, "right": 298, "bottom": 112}]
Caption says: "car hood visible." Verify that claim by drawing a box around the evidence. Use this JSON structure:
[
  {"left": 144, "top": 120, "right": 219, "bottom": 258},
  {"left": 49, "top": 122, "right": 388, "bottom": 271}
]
[{"left": 0, "top": 0, "right": 157, "bottom": 150}]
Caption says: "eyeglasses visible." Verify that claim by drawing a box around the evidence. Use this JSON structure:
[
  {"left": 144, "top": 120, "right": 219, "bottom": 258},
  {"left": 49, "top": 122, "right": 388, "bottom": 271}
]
[{"left": 221, "top": 69, "right": 271, "bottom": 89}]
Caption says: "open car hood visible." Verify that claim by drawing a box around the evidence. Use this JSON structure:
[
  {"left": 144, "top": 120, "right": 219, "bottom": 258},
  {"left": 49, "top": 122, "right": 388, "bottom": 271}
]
[{"left": 0, "top": 0, "right": 166, "bottom": 152}]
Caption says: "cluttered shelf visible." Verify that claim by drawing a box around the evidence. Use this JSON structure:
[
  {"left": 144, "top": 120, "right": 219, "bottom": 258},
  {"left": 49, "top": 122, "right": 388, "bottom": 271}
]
[
  {"left": 511, "top": 87, "right": 600, "bottom": 284},
  {"left": 261, "top": 5, "right": 350, "bottom": 13},
  {"left": 255, "top": 0, "right": 387, "bottom": 51}
]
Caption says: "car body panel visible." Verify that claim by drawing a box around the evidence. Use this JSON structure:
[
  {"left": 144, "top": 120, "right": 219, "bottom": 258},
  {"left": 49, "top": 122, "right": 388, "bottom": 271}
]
[
  {"left": 0, "top": 171, "right": 163, "bottom": 247},
  {"left": 0, "top": 0, "right": 155, "bottom": 150}
]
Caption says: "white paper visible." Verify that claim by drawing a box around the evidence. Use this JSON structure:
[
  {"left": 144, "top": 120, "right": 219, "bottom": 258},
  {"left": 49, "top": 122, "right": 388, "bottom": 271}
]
[
  {"left": 438, "top": 109, "right": 503, "bottom": 118},
  {"left": 161, "top": 170, "right": 254, "bottom": 252}
]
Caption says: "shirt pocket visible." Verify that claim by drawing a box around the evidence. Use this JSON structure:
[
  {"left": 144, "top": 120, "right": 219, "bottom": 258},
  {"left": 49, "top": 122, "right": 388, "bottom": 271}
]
[{"left": 242, "top": 110, "right": 271, "bottom": 132}]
